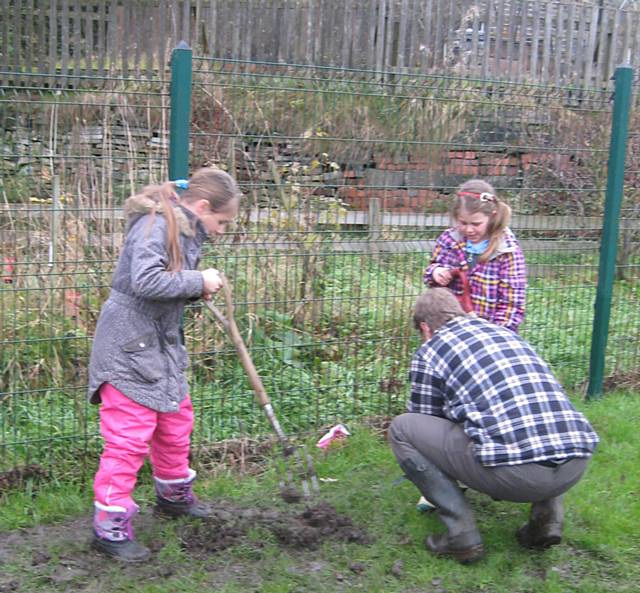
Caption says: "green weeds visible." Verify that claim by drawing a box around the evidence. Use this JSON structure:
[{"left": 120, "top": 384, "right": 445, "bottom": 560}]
[{"left": 0, "top": 392, "right": 637, "bottom": 593}]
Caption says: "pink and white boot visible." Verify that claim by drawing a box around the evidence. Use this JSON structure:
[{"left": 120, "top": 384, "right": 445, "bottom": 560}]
[
  {"left": 92, "top": 502, "right": 150, "bottom": 562},
  {"left": 154, "top": 469, "right": 210, "bottom": 519}
]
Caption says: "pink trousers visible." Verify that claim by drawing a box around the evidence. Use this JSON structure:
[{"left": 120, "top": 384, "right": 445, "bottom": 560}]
[{"left": 93, "top": 383, "right": 194, "bottom": 509}]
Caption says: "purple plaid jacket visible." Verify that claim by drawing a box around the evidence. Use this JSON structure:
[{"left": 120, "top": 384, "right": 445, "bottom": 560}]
[{"left": 423, "top": 228, "right": 526, "bottom": 332}]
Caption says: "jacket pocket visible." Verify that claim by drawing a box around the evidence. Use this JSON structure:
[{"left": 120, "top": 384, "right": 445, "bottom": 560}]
[
  {"left": 166, "top": 333, "right": 189, "bottom": 371},
  {"left": 121, "top": 332, "right": 164, "bottom": 383},
  {"left": 176, "top": 342, "right": 189, "bottom": 370}
]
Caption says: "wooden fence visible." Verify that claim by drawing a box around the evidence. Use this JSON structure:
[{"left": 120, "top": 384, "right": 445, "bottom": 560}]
[{"left": 1, "top": 0, "right": 639, "bottom": 88}]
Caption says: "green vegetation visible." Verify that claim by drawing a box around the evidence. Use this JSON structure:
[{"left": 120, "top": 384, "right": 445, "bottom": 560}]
[
  {"left": 2, "top": 250, "right": 639, "bottom": 477},
  {"left": 0, "top": 391, "right": 638, "bottom": 593}
]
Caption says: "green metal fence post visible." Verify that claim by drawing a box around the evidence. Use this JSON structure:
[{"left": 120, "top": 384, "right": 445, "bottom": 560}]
[
  {"left": 587, "top": 65, "right": 634, "bottom": 399},
  {"left": 169, "top": 41, "right": 193, "bottom": 180}
]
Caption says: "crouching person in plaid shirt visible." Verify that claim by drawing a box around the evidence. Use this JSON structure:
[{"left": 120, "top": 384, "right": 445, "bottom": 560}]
[{"left": 388, "top": 288, "right": 599, "bottom": 564}]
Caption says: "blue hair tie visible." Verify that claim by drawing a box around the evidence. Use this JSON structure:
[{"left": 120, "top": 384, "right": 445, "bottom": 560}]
[{"left": 174, "top": 179, "right": 189, "bottom": 190}]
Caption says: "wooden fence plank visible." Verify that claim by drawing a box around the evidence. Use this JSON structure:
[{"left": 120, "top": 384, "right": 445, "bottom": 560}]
[
  {"left": 421, "top": 0, "right": 433, "bottom": 72},
  {"left": 397, "top": 0, "right": 409, "bottom": 70},
  {"left": 232, "top": 0, "right": 241, "bottom": 63},
  {"left": 207, "top": 0, "right": 216, "bottom": 58},
  {"left": 121, "top": 2, "right": 129, "bottom": 79},
  {"left": 4, "top": 205, "right": 636, "bottom": 240},
  {"left": 194, "top": 0, "right": 203, "bottom": 52},
  {"left": 37, "top": 0, "right": 46, "bottom": 84},
  {"left": 630, "top": 11, "right": 640, "bottom": 68},
  {"left": 574, "top": 4, "right": 587, "bottom": 86},
  {"left": 108, "top": 0, "right": 117, "bottom": 75},
  {"left": 529, "top": 0, "right": 540, "bottom": 80},
  {"left": 97, "top": 0, "right": 106, "bottom": 78},
  {"left": 383, "top": 0, "right": 395, "bottom": 74},
  {"left": 481, "top": 0, "right": 492, "bottom": 80},
  {"left": 554, "top": 3, "right": 563, "bottom": 87},
  {"left": 352, "top": 0, "right": 365, "bottom": 70},
  {"left": 73, "top": 0, "right": 82, "bottom": 80},
  {"left": 540, "top": 2, "right": 553, "bottom": 85},
  {"left": 494, "top": 0, "right": 505, "bottom": 78},
  {"left": 305, "top": 0, "right": 313, "bottom": 64},
  {"left": 470, "top": 3, "right": 481, "bottom": 78},
  {"left": 48, "top": 0, "right": 57, "bottom": 84},
  {"left": 505, "top": 0, "right": 517, "bottom": 80},
  {"left": 341, "top": 1, "right": 351, "bottom": 69},
  {"left": 584, "top": 5, "right": 599, "bottom": 88},
  {"left": 86, "top": 3, "right": 94, "bottom": 78},
  {"left": 243, "top": 0, "right": 252, "bottom": 62},
  {"left": 140, "top": 4, "right": 152, "bottom": 80},
  {"left": 595, "top": 7, "right": 609, "bottom": 86},
  {"left": 12, "top": 0, "right": 21, "bottom": 75},
  {"left": 1, "top": 0, "right": 636, "bottom": 90},
  {"left": 604, "top": 8, "right": 619, "bottom": 84},
  {"left": 375, "top": 0, "right": 386, "bottom": 74},
  {"left": 565, "top": 2, "right": 575, "bottom": 85},
  {"left": 181, "top": 0, "right": 191, "bottom": 45},
  {"left": 1, "top": 0, "right": 8, "bottom": 78},
  {"left": 517, "top": 0, "right": 529, "bottom": 82},
  {"left": 620, "top": 9, "right": 631, "bottom": 65},
  {"left": 274, "top": 0, "right": 282, "bottom": 63},
  {"left": 433, "top": 0, "right": 444, "bottom": 70},
  {"left": 60, "top": 0, "right": 69, "bottom": 84},
  {"left": 158, "top": 0, "right": 167, "bottom": 77},
  {"left": 130, "top": 2, "right": 139, "bottom": 78},
  {"left": 405, "top": 0, "right": 417, "bottom": 70},
  {"left": 25, "top": 0, "right": 33, "bottom": 75}
]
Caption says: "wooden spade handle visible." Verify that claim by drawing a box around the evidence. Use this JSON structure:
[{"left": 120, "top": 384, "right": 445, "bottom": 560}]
[
  {"left": 203, "top": 275, "right": 289, "bottom": 444},
  {"left": 203, "top": 275, "right": 271, "bottom": 408}
]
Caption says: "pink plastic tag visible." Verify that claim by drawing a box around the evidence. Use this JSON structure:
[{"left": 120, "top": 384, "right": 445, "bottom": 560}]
[{"left": 316, "top": 424, "right": 351, "bottom": 449}]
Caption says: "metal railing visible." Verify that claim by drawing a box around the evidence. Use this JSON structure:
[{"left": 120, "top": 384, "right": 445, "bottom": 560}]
[{"left": 0, "top": 48, "right": 637, "bottom": 480}]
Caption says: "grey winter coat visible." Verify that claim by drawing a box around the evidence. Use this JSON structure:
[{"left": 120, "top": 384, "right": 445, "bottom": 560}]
[{"left": 88, "top": 195, "right": 208, "bottom": 412}]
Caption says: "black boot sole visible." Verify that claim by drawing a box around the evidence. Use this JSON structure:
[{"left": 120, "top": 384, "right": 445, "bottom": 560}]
[
  {"left": 426, "top": 535, "right": 485, "bottom": 564},
  {"left": 516, "top": 525, "right": 562, "bottom": 549},
  {"left": 91, "top": 537, "right": 151, "bottom": 563}
]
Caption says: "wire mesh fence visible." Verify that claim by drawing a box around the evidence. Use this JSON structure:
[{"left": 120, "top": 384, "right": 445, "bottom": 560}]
[{"left": 1, "top": 58, "right": 638, "bottom": 478}]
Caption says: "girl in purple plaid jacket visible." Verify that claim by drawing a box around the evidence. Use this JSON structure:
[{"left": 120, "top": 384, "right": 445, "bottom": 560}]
[{"left": 423, "top": 179, "right": 526, "bottom": 333}]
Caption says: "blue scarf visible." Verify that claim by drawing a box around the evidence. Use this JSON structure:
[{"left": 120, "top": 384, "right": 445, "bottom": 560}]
[
  {"left": 464, "top": 239, "right": 488, "bottom": 269},
  {"left": 465, "top": 239, "right": 489, "bottom": 254}
]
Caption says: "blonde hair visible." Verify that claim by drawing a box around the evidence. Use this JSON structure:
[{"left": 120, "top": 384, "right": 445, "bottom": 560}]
[
  {"left": 413, "top": 288, "right": 465, "bottom": 332},
  {"left": 451, "top": 179, "right": 511, "bottom": 263},
  {"left": 133, "top": 167, "right": 240, "bottom": 272}
]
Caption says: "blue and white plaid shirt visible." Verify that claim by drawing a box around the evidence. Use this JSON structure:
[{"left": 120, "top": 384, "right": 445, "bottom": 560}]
[{"left": 408, "top": 316, "right": 599, "bottom": 467}]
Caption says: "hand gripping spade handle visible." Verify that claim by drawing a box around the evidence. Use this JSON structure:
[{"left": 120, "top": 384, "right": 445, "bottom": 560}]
[{"left": 203, "top": 274, "right": 320, "bottom": 502}]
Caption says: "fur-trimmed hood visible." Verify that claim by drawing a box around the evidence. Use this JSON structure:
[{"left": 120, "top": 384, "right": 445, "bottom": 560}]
[{"left": 124, "top": 194, "right": 196, "bottom": 237}]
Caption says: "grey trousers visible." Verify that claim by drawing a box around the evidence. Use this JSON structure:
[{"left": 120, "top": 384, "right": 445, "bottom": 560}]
[{"left": 389, "top": 413, "right": 589, "bottom": 503}]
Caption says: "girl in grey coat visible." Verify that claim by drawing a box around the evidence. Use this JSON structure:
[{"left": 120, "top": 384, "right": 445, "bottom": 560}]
[{"left": 89, "top": 167, "right": 241, "bottom": 562}]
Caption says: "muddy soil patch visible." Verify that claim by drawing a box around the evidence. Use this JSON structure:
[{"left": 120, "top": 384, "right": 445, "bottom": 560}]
[
  {"left": 179, "top": 501, "right": 372, "bottom": 555},
  {"left": 0, "top": 501, "right": 372, "bottom": 592}
]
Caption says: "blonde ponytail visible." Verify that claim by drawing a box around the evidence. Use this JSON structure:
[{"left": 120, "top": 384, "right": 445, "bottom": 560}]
[{"left": 129, "top": 180, "right": 183, "bottom": 272}]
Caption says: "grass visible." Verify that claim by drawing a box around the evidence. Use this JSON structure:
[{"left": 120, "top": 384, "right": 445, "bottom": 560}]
[{"left": 0, "top": 391, "right": 638, "bottom": 593}]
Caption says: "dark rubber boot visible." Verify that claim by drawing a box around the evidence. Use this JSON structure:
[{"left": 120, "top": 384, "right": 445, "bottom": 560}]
[
  {"left": 516, "top": 496, "right": 564, "bottom": 549},
  {"left": 92, "top": 503, "right": 150, "bottom": 563},
  {"left": 154, "top": 469, "right": 211, "bottom": 519},
  {"left": 400, "top": 456, "right": 484, "bottom": 564}
]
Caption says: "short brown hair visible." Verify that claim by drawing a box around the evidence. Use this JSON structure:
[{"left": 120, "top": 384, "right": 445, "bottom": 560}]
[{"left": 413, "top": 288, "right": 465, "bottom": 332}]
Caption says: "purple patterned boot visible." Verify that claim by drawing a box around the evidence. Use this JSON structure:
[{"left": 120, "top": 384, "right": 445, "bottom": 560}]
[
  {"left": 91, "top": 502, "right": 150, "bottom": 562},
  {"left": 154, "top": 469, "right": 211, "bottom": 519}
]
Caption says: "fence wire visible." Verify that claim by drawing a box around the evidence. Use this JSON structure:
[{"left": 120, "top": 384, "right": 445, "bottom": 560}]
[{"left": 0, "top": 60, "right": 638, "bottom": 478}]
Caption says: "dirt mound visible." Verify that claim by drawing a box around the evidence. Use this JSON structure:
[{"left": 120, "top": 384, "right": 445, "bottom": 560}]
[{"left": 179, "top": 501, "right": 372, "bottom": 554}]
